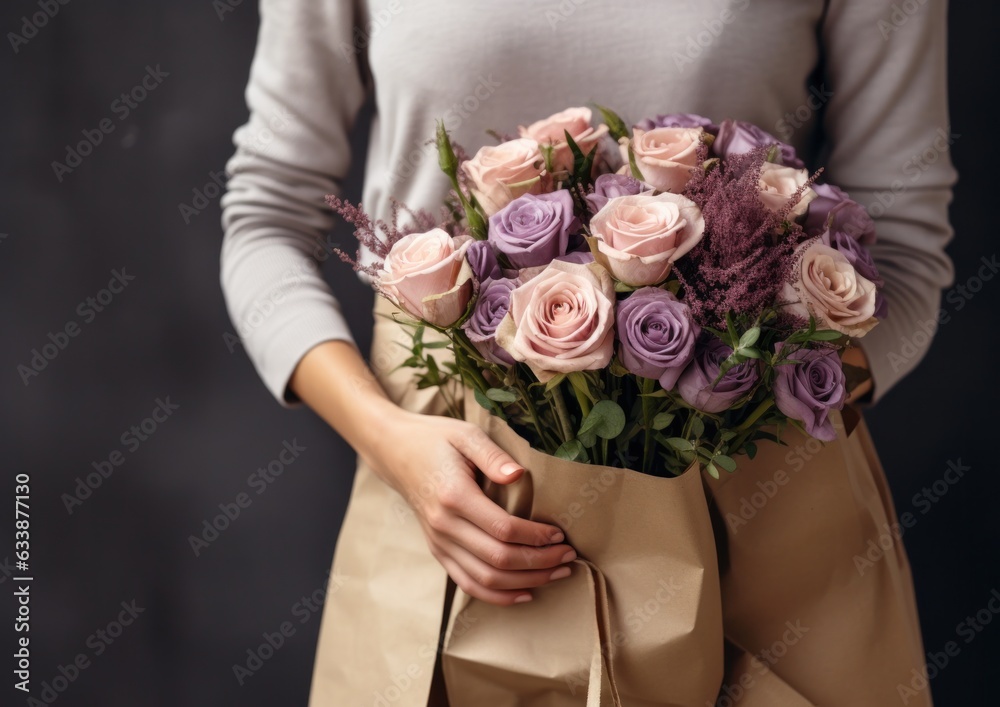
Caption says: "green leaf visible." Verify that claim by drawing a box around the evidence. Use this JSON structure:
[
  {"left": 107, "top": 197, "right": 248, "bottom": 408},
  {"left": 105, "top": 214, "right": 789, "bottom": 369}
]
[
  {"left": 810, "top": 329, "right": 844, "bottom": 341},
  {"left": 665, "top": 437, "right": 694, "bottom": 452},
  {"left": 555, "top": 439, "right": 586, "bottom": 462},
  {"left": 436, "top": 122, "right": 459, "bottom": 176},
  {"left": 538, "top": 143, "right": 556, "bottom": 173},
  {"left": 651, "top": 412, "right": 675, "bottom": 430},
  {"left": 627, "top": 146, "right": 645, "bottom": 181},
  {"left": 738, "top": 327, "right": 761, "bottom": 349},
  {"left": 724, "top": 311, "right": 739, "bottom": 345},
  {"left": 544, "top": 373, "right": 567, "bottom": 392},
  {"left": 705, "top": 461, "right": 720, "bottom": 479},
  {"left": 714, "top": 454, "right": 738, "bottom": 473},
  {"left": 473, "top": 387, "right": 494, "bottom": 411},
  {"left": 486, "top": 388, "right": 518, "bottom": 403},
  {"left": 689, "top": 415, "right": 705, "bottom": 438},
  {"left": 594, "top": 104, "right": 630, "bottom": 142},
  {"left": 578, "top": 429, "right": 597, "bottom": 448},
  {"left": 578, "top": 400, "right": 626, "bottom": 440},
  {"left": 738, "top": 348, "right": 762, "bottom": 359},
  {"left": 744, "top": 441, "right": 758, "bottom": 459},
  {"left": 663, "top": 279, "right": 682, "bottom": 295},
  {"left": 609, "top": 358, "right": 630, "bottom": 377},
  {"left": 614, "top": 280, "right": 639, "bottom": 293}
]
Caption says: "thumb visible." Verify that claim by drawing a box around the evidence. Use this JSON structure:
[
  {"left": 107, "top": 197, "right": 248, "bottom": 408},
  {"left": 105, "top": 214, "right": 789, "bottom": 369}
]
[{"left": 452, "top": 425, "right": 525, "bottom": 485}]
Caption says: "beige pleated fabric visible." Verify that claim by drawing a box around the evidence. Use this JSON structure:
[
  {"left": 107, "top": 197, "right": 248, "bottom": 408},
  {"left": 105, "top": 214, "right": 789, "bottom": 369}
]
[{"left": 307, "top": 301, "right": 931, "bottom": 706}]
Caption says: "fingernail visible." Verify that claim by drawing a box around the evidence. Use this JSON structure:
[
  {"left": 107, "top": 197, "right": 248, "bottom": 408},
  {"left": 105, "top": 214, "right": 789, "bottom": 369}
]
[
  {"left": 550, "top": 566, "right": 572, "bottom": 580},
  {"left": 560, "top": 550, "right": 577, "bottom": 564},
  {"left": 501, "top": 463, "right": 524, "bottom": 476},
  {"left": 550, "top": 531, "right": 565, "bottom": 544},
  {"left": 514, "top": 594, "right": 533, "bottom": 604}
]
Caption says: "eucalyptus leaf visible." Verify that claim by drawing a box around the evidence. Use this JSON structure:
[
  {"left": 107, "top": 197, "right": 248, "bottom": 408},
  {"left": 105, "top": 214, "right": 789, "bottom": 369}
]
[
  {"left": 714, "top": 454, "right": 738, "bottom": 473},
  {"left": 652, "top": 412, "right": 675, "bottom": 430},
  {"left": 555, "top": 439, "right": 586, "bottom": 462},
  {"left": 578, "top": 400, "right": 626, "bottom": 440},
  {"left": 705, "top": 461, "right": 720, "bottom": 479},
  {"left": 665, "top": 437, "right": 694, "bottom": 452}
]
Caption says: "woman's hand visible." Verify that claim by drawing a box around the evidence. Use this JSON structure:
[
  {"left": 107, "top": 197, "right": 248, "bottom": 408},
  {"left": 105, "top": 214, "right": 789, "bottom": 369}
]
[
  {"left": 290, "top": 340, "right": 576, "bottom": 606},
  {"left": 365, "top": 409, "right": 576, "bottom": 606}
]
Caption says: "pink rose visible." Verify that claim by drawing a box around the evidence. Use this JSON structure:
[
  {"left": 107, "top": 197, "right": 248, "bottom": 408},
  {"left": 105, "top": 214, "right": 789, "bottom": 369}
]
[
  {"left": 380, "top": 229, "right": 473, "bottom": 327},
  {"left": 758, "top": 162, "right": 817, "bottom": 219},
  {"left": 587, "top": 193, "right": 705, "bottom": 286},
  {"left": 620, "top": 127, "right": 704, "bottom": 193},
  {"left": 462, "top": 138, "right": 545, "bottom": 216},
  {"left": 780, "top": 240, "right": 878, "bottom": 337},
  {"left": 495, "top": 260, "right": 615, "bottom": 381},
  {"left": 519, "top": 107, "right": 609, "bottom": 173}
]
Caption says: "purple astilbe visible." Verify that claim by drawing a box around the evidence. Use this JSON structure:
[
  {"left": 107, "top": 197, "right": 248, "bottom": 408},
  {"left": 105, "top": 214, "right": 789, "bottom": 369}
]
[
  {"left": 325, "top": 195, "right": 439, "bottom": 281},
  {"left": 675, "top": 145, "right": 819, "bottom": 328}
]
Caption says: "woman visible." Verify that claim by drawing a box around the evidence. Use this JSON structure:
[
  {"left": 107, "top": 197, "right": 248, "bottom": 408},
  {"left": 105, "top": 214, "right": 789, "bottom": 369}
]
[{"left": 221, "top": 1, "right": 955, "bottom": 704}]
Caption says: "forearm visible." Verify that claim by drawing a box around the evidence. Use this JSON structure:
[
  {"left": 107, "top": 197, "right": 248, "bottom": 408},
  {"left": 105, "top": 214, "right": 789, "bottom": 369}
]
[{"left": 289, "top": 340, "right": 407, "bottom": 466}]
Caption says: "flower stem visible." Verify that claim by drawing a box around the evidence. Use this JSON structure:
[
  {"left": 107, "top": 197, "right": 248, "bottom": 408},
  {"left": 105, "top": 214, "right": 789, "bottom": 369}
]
[
  {"left": 737, "top": 398, "right": 774, "bottom": 433},
  {"left": 549, "top": 383, "right": 574, "bottom": 444},
  {"left": 640, "top": 378, "right": 655, "bottom": 475}
]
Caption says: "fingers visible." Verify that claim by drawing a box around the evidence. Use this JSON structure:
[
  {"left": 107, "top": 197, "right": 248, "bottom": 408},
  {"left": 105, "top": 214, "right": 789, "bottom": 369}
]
[
  {"left": 434, "top": 553, "right": 533, "bottom": 607},
  {"left": 450, "top": 425, "right": 524, "bottom": 485},
  {"left": 447, "top": 517, "right": 576, "bottom": 572},
  {"left": 440, "top": 473, "right": 565, "bottom": 547},
  {"left": 440, "top": 537, "right": 574, "bottom": 593}
]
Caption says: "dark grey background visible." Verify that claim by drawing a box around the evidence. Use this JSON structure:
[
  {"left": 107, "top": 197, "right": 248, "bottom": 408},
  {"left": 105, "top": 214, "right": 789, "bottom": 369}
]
[{"left": 1, "top": 1, "right": 996, "bottom": 705}]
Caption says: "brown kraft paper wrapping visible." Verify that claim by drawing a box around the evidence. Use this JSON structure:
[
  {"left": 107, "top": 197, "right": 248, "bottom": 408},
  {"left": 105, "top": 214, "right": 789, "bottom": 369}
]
[
  {"left": 443, "top": 397, "right": 724, "bottom": 706},
  {"left": 308, "top": 299, "right": 930, "bottom": 706}
]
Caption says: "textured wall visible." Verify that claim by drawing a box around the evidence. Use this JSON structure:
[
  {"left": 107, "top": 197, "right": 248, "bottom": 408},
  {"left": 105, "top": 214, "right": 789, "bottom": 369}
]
[{"left": 1, "top": 1, "right": 996, "bottom": 704}]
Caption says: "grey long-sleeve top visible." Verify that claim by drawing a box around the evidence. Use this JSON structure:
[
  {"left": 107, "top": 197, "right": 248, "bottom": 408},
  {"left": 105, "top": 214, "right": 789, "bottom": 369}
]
[{"left": 221, "top": 0, "right": 956, "bottom": 406}]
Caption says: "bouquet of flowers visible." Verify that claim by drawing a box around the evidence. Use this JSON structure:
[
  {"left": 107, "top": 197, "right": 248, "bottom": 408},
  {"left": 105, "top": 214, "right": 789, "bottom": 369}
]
[{"left": 331, "top": 106, "right": 884, "bottom": 478}]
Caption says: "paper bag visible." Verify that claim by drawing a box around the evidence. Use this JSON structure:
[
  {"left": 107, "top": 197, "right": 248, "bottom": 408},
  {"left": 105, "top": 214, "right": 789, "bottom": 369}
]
[
  {"left": 442, "top": 397, "right": 724, "bottom": 706},
  {"left": 701, "top": 412, "right": 932, "bottom": 706}
]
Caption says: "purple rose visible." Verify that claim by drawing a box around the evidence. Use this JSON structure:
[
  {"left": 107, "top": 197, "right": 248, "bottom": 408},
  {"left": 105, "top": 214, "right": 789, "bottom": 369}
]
[
  {"left": 488, "top": 191, "right": 579, "bottom": 268},
  {"left": 463, "top": 278, "right": 517, "bottom": 365},
  {"left": 585, "top": 174, "right": 653, "bottom": 214},
  {"left": 773, "top": 344, "right": 846, "bottom": 442},
  {"left": 677, "top": 337, "right": 759, "bottom": 413},
  {"left": 616, "top": 288, "right": 700, "bottom": 389},
  {"left": 636, "top": 113, "right": 720, "bottom": 135},
  {"left": 714, "top": 119, "right": 804, "bottom": 169},
  {"left": 803, "top": 184, "right": 876, "bottom": 244},
  {"left": 822, "top": 230, "right": 888, "bottom": 318},
  {"left": 466, "top": 240, "right": 501, "bottom": 282}
]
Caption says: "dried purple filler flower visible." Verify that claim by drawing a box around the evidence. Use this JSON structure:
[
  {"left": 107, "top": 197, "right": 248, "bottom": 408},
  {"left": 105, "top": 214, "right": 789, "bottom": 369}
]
[
  {"left": 325, "top": 195, "right": 439, "bottom": 281},
  {"left": 674, "top": 145, "right": 818, "bottom": 328}
]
